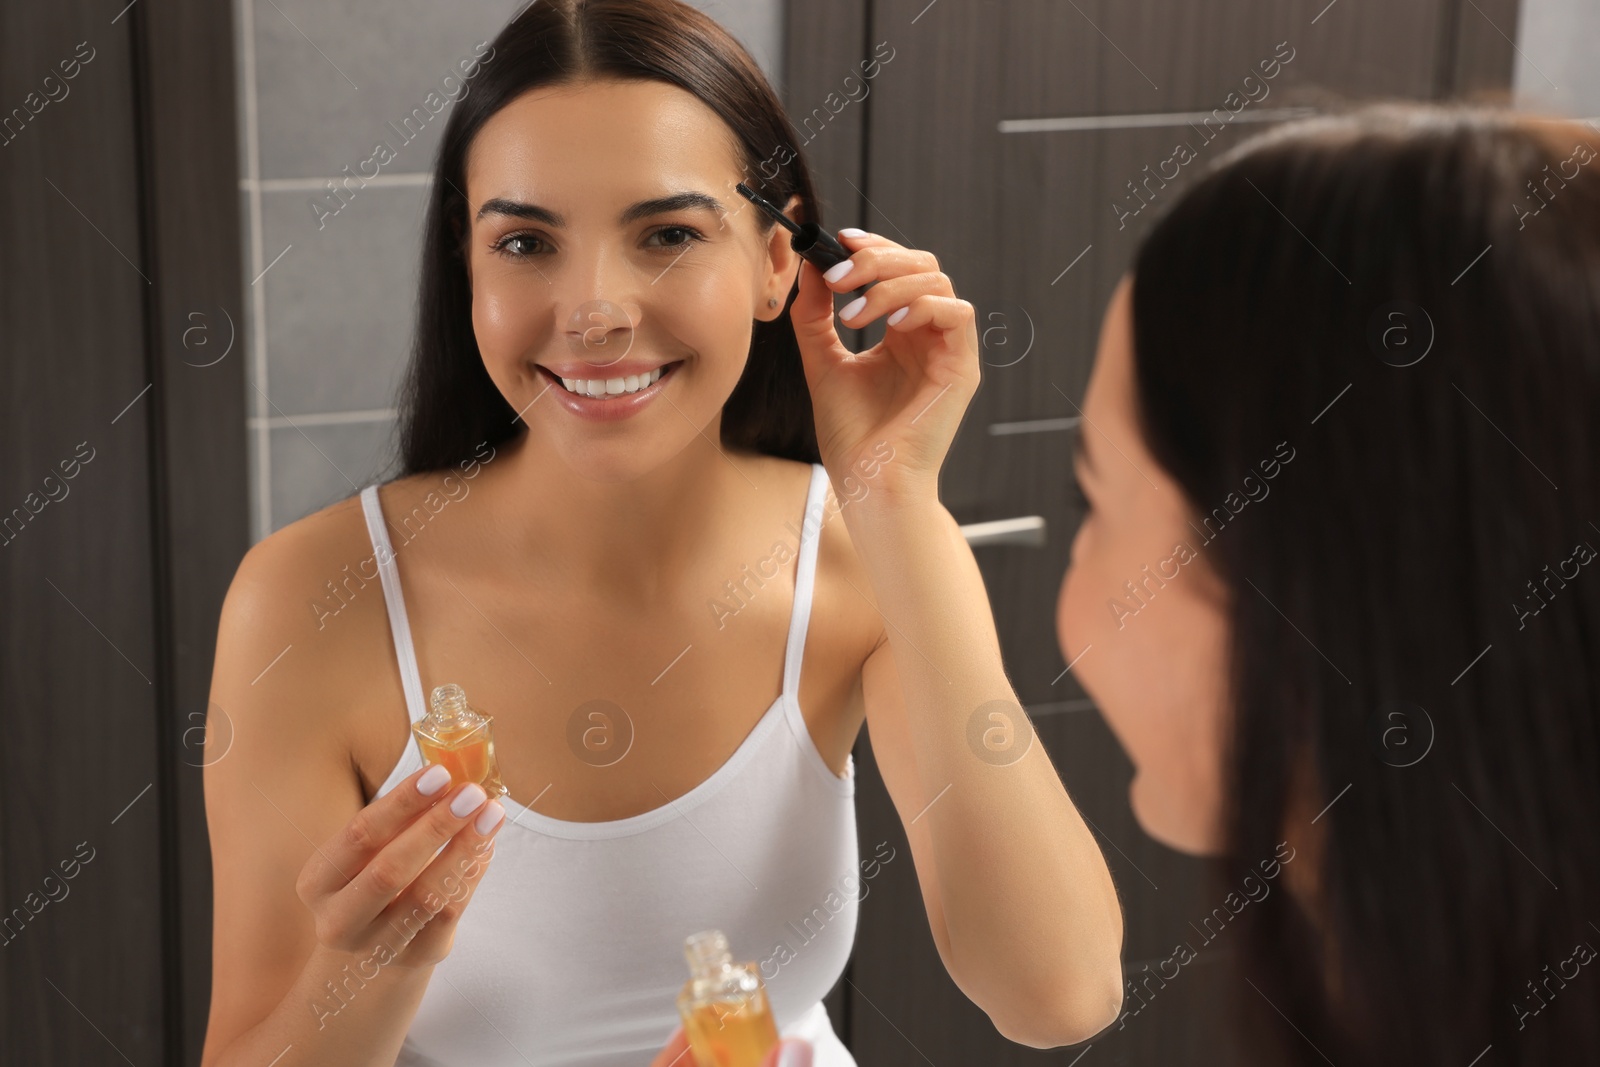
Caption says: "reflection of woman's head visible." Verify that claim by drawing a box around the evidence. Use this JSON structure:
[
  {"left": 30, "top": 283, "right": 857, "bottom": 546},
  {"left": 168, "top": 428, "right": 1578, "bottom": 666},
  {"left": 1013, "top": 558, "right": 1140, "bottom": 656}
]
[
  {"left": 396, "top": 0, "right": 824, "bottom": 481},
  {"left": 1057, "top": 103, "right": 1600, "bottom": 1062}
]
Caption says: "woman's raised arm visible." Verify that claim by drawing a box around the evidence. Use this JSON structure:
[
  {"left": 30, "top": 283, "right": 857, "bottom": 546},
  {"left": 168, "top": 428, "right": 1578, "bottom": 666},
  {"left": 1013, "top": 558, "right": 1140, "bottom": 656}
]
[{"left": 790, "top": 228, "right": 1125, "bottom": 1047}]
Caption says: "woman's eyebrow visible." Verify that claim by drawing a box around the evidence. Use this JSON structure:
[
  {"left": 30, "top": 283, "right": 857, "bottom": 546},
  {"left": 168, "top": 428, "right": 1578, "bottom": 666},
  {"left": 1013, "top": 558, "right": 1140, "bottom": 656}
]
[{"left": 473, "top": 191, "right": 728, "bottom": 226}]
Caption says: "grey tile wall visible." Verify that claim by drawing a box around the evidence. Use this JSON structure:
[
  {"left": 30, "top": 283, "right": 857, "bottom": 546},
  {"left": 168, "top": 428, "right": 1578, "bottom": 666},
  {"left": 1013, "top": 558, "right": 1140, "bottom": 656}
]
[
  {"left": 1513, "top": 0, "right": 1600, "bottom": 118},
  {"left": 233, "top": 0, "right": 785, "bottom": 540}
]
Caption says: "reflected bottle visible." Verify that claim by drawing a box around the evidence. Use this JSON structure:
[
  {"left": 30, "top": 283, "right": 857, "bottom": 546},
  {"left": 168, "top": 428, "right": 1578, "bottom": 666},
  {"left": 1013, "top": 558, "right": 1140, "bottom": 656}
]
[
  {"left": 412, "top": 683, "right": 507, "bottom": 798},
  {"left": 677, "top": 929, "right": 780, "bottom": 1067}
]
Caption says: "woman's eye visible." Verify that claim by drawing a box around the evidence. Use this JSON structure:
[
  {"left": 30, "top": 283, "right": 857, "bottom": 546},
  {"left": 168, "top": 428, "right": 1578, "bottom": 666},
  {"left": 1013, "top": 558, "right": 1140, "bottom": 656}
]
[
  {"left": 491, "top": 233, "right": 546, "bottom": 259},
  {"left": 648, "top": 225, "right": 705, "bottom": 250},
  {"left": 490, "top": 227, "right": 704, "bottom": 258}
]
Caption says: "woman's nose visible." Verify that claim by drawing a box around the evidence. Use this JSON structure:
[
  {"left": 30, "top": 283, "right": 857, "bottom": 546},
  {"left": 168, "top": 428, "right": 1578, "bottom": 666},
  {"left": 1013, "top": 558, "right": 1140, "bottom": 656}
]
[
  {"left": 556, "top": 242, "right": 645, "bottom": 358},
  {"left": 565, "top": 297, "right": 642, "bottom": 368}
]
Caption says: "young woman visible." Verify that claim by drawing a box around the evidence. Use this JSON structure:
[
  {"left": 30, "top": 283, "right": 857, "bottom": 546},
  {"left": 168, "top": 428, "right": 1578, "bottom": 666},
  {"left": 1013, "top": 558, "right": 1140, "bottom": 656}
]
[
  {"left": 1057, "top": 104, "right": 1600, "bottom": 1063},
  {"left": 199, "top": 2, "right": 1123, "bottom": 1065}
]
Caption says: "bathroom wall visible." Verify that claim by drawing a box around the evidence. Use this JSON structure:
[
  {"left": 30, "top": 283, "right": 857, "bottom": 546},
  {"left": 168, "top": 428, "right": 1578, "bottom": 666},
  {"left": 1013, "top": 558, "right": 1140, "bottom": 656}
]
[
  {"left": 1513, "top": 0, "right": 1600, "bottom": 117},
  {"left": 234, "top": 0, "right": 1587, "bottom": 543},
  {"left": 231, "top": 0, "right": 785, "bottom": 541}
]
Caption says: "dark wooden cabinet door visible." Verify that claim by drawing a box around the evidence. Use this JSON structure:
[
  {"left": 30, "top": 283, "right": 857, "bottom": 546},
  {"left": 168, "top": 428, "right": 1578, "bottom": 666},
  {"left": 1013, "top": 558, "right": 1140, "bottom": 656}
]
[
  {"left": 0, "top": 1, "right": 246, "bottom": 1063},
  {"left": 785, "top": 0, "right": 1519, "bottom": 1061}
]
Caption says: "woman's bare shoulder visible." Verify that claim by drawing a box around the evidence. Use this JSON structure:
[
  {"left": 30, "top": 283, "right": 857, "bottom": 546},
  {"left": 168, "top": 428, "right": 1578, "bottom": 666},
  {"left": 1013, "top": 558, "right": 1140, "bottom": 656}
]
[
  {"left": 212, "top": 487, "right": 404, "bottom": 756},
  {"left": 225, "top": 490, "right": 394, "bottom": 640},
  {"left": 735, "top": 452, "right": 881, "bottom": 656}
]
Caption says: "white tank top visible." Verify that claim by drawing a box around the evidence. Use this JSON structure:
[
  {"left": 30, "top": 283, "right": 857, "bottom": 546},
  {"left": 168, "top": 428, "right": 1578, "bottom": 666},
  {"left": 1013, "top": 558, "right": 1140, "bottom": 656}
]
[{"left": 359, "top": 462, "right": 860, "bottom": 1066}]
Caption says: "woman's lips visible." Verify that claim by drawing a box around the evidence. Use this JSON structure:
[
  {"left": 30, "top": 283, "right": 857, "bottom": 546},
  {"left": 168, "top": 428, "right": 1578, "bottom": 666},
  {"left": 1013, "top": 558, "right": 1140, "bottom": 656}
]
[{"left": 535, "top": 360, "right": 682, "bottom": 423}]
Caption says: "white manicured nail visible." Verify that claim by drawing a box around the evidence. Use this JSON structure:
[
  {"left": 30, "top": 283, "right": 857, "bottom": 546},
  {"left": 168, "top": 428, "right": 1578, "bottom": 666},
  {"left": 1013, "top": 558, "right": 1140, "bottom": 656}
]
[
  {"left": 451, "top": 783, "right": 488, "bottom": 817},
  {"left": 417, "top": 764, "right": 451, "bottom": 796},
  {"left": 887, "top": 307, "right": 909, "bottom": 326},
  {"left": 823, "top": 259, "right": 855, "bottom": 284},
  {"left": 475, "top": 800, "right": 505, "bottom": 835},
  {"left": 838, "top": 227, "right": 867, "bottom": 238},
  {"left": 840, "top": 296, "right": 867, "bottom": 321}
]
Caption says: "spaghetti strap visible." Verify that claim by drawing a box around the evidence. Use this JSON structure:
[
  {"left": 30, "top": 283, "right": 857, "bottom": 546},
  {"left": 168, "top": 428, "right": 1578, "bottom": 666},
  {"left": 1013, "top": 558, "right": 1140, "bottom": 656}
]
[
  {"left": 359, "top": 484, "right": 429, "bottom": 726},
  {"left": 781, "top": 463, "right": 831, "bottom": 701}
]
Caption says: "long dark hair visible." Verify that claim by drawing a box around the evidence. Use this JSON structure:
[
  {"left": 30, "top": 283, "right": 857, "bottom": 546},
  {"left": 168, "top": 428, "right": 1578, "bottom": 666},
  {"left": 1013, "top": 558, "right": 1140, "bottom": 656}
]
[
  {"left": 1130, "top": 102, "right": 1600, "bottom": 1064},
  {"left": 394, "top": 0, "right": 822, "bottom": 478}
]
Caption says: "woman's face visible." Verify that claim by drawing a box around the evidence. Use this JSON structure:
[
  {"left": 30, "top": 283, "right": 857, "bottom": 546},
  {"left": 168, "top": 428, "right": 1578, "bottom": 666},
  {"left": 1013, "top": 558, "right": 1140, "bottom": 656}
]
[
  {"left": 462, "top": 77, "right": 799, "bottom": 481},
  {"left": 1055, "top": 275, "right": 1233, "bottom": 855}
]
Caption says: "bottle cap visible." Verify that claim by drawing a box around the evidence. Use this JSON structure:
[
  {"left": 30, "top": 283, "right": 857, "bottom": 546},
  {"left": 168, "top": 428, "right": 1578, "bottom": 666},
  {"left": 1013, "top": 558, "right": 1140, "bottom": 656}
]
[
  {"left": 429, "top": 683, "right": 475, "bottom": 725},
  {"left": 683, "top": 929, "right": 733, "bottom": 976}
]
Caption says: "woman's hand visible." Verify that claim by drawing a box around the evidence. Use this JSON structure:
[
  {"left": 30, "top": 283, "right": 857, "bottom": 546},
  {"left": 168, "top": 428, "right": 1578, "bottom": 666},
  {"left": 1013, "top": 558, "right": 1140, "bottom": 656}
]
[
  {"left": 648, "top": 1026, "right": 812, "bottom": 1067},
  {"left": 294, "top": 762, "right": 506, "bottom": 969},
  {"left": 789, "top": 228, "right": 979, "bottom": 506}
]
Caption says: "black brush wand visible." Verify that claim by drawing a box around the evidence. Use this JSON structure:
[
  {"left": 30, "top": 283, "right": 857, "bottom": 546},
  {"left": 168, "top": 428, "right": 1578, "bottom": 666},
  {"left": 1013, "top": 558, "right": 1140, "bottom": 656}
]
[{"left": 735, "top": 182, "right": 854, "bottom": 275}]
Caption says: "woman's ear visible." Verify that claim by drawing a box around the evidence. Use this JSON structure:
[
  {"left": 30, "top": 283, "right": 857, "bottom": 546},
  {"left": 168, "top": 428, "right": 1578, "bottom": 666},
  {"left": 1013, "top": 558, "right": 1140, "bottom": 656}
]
[{"left": 757, "top": 194, "right": 804, "bottom": 320}]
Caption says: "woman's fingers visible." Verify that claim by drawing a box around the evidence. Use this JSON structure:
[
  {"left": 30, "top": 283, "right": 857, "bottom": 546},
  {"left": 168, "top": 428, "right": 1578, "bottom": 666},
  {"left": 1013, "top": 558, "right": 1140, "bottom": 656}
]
[
  {"left": 647, "top": 1029, "right": 811, "bottom": 1067},
  {"left": 647, "top": 1024, "right": 689, "bottom": 1067},
  {"left": 819, "top": 240, "right": 943, "bottom": 294},
  {"left": 296, "top": 761, "right": 456, "bottom": 900},
  {"left": 762, "top": 1038, "right": 813, "bottom": 1067},
  {"left": 878, "top": 294, "right": 975, "bottom": 335},
  {"left": 792, "top": 229, "right": 944, "bottom": 346},
  {"left": 816, "top": 230, "right": 957, "bottom": 332},
  {"left": 310, "top": 777, "right": 498, "bottom": 951},
  {"left": 368, "top": 806, "right": 504, "bottom": 961},
  {"left": 835, "top": 273, "right": 956, "bottom": 330}
]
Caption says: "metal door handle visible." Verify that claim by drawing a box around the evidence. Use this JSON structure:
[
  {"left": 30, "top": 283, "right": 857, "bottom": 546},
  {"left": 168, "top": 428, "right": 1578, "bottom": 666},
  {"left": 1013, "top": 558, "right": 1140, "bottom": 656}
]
[{"left": 960, "top": 515, "right": 1046, "bottom": 547}]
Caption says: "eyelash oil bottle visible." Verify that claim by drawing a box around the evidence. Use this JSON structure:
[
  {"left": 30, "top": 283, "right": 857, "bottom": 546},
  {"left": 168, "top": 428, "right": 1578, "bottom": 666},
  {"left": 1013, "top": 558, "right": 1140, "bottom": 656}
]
[
  {"left": 677, "top": 929, "right": 780, "bottom": 1067},
  {"left": 412, "top": 683, "right": 507, "bottom": 798}
]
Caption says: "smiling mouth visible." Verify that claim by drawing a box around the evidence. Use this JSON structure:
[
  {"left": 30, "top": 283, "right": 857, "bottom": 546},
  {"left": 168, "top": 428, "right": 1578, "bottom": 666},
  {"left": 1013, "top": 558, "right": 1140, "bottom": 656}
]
[{"left": 536, "top": 360, "right": 683, "bottom": 398}]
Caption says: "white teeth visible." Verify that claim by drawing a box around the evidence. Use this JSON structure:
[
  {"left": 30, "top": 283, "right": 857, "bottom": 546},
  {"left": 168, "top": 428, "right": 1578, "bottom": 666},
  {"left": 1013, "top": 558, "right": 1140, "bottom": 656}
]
[{"left": 558, "top": 365, "right": 665, "bottom": 397}]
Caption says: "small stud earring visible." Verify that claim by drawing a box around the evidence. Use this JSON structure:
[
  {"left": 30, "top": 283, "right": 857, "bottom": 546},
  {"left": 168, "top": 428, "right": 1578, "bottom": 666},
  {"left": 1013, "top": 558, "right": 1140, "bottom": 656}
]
[{"left": 767, "top": 297, "right": 778, "bottom": 308}]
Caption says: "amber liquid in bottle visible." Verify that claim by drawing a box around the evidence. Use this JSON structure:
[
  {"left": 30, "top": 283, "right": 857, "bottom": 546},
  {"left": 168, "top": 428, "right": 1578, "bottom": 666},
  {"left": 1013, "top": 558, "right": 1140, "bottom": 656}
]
[
  {"left": 677, "top": 930, "right": 780, "bottom": 1067},
  {"left": 412, "top": 683, "right": 507, "bottom": 798}
]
